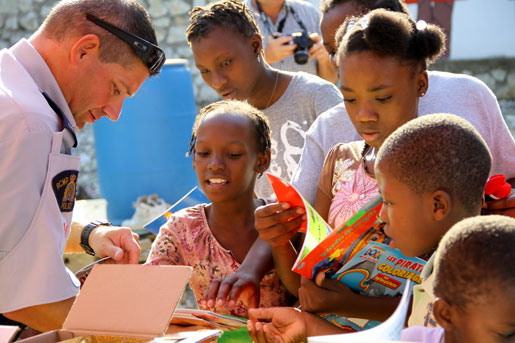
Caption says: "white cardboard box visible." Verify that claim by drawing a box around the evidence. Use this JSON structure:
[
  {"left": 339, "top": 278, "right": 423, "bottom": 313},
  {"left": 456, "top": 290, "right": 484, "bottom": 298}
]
[{"left": 19, "top": 264, "right": 192, "bottom": 343}]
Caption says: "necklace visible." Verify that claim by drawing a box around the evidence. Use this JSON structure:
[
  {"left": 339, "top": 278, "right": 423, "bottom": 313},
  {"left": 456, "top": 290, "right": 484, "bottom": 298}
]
[{"left": 265, "top": 70, "right": 279, "bottom": 109}]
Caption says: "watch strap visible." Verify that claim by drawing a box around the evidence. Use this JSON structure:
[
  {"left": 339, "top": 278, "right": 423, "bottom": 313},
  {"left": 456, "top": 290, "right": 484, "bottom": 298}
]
[{"left": 80, "top": 220, "right": 112, "bottom": 256}]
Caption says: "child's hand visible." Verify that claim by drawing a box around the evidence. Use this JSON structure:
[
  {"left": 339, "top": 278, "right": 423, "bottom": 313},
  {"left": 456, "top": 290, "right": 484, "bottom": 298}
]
[
  {"left": 201, "top": 271, "right": 260, "bottom": 310},
  {"left": 248, "top": 307, "right": 308, "bottom": 343},
  {"left": 255, "top": 202, "right": 306, "bottom": 247},
  {"left": 298, "top": 274, "right": 358, "bottom": 316},
  {"left": 248, "top": 306, "right": 348, "bottom": 343},
  {"left": 483, "top": 190, "right": 515, "bottom": 218}
]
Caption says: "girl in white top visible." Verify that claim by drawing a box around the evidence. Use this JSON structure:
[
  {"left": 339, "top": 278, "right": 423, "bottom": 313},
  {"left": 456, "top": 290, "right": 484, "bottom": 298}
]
[{"left": 186, "top": 0, "right": 342, "bottom": 198}]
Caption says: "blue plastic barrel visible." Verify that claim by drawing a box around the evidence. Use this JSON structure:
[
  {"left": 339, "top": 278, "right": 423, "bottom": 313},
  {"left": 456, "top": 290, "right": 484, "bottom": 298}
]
[{"left": 93, "top": 59, "right": 198, "bottom": 224}]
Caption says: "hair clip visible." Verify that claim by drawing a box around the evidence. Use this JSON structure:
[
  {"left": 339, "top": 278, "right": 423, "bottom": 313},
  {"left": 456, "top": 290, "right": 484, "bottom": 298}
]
[
  {"left": 344, "top": 15, "right": 370, "bottom": 41},
  {"left": 416, "top": 20, "right": 428, "bottom": 31}
]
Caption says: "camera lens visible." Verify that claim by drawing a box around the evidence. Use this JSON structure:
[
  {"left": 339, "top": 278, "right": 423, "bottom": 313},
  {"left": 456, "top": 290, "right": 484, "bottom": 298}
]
[
  {"left": 291, "top": 31, "right": 313, "bottom": 65},
  {"left": 294, "top": 51, "right": 309, "bottom": 64}
]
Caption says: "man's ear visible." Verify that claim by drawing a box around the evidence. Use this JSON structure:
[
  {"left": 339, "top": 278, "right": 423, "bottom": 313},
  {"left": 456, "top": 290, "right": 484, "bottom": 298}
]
[
  {"left": 433, "top": 298, "right": 455, "bottom": 333},
  {"left": 430, "top": 189, "right": 452, "bottom": 221},
  {"left": 69, "top": 34, "right": 101, "bottom": 68},
  {"left": 255, "top": 148, "right": 271, "bottom": 174}
]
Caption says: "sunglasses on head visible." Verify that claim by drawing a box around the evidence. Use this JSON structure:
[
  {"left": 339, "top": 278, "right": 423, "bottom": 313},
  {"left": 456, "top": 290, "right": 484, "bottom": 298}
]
[{"left": 86, "top": 14, "right": 165, "bottom": 75}]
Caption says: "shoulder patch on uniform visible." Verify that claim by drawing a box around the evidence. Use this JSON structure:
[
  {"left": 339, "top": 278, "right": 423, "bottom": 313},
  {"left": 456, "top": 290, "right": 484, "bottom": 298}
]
[{"left": 52, "top": 170, "right": 79, "bottom": 212}]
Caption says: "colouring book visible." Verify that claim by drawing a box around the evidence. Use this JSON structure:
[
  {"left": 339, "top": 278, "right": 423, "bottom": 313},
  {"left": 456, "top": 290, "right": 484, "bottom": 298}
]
[{"left": 268, "top": 174, "right": 425, "bottom": 332}]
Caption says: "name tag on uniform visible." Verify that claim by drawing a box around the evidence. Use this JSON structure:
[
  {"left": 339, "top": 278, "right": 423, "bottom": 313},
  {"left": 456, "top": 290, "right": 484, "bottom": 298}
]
[{"left": 52, "top": 170, "right": 79, "bottom": 212}]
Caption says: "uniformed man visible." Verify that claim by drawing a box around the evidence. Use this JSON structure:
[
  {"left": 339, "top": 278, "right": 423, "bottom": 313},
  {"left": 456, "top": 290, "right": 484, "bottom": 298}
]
[{"left": 0, "top": 0, "right": 165, "bottom": 332}]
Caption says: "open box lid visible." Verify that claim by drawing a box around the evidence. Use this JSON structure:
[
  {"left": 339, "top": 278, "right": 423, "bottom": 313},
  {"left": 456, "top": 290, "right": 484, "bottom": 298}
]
[{"left": 63, "top": 264, "right": 192, "bottom": 338}]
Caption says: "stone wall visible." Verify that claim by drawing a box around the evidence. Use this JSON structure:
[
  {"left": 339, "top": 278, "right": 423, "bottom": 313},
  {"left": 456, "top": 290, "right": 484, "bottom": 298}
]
[{"left": 1, "top": 0, "right": 514, "bottom": 199}]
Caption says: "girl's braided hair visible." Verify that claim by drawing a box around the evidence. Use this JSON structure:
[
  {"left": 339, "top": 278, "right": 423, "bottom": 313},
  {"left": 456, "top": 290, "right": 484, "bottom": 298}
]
[
  {"left": 188, "top": 100, "right": 271, "bottom": 156},
  {"left": 186, "top": 0, "right": 261, "bottom": 43}
]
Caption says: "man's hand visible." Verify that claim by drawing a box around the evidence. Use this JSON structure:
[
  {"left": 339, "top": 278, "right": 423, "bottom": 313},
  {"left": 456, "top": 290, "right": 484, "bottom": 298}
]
[
  {"left": 255, "top": 202, "right": 305, "bottom": 248},
  {"left": 308, "top": 33, "right": 330, "bottom": 63},
  {"left": 201, "top": 271, "right": 261, "bottom": 310},
  {"left": 248, "top": 307, "right": 308, "bottom": 343},
  {"left": 89, "top": 225, "right": 140, "bottom": 264},
  {"left": 264, "top": 34, "right": 297, "bottom": 64},
  {"left": 299, "top": 274, "right": 358, "bottom": 316}
]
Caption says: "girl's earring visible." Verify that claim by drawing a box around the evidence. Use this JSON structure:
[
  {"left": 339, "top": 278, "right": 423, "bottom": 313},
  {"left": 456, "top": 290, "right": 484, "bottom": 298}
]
[
  {"left": 257, "top": 54, "right": 261, "bottom": 63},
  {"left": 420, "top": 92, "right": 425, "bottom": 97}
]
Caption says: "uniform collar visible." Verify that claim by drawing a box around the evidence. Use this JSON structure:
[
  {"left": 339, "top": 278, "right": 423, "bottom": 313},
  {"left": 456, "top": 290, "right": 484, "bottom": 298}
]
[{"left": 10, "top": 39, "right": 79, "bottom": 135}]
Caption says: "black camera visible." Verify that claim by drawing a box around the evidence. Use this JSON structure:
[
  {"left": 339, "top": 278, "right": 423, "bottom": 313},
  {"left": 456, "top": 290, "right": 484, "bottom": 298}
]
[{"left": 291, "top": 31, "right": 314, "bottom": 65}]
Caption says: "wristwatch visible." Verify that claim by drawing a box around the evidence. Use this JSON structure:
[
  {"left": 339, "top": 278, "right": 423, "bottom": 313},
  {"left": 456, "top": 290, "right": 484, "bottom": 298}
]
[{"left": 80, "top": 220, "right": 112, "bottom": 256}]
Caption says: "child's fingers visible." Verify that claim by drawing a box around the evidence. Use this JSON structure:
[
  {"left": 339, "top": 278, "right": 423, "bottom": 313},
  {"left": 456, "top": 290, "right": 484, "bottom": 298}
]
[
  {"left": 230, "top": 281, "right": 259, "bottom": 308},
  {"left": 264, "top": 323, "right": 282, "bottom": 343},
  {"left": 268, "top": 207, "right": 305, "bottom": 225},
  {"left": 485, "top": 193, "right": 515, "bottom": 209},
  {"left": 299, "top": 277, "right": 323, "bottom": 312},
  {"left": 255, "top": 202, "right": 290, "bottom": 218},
  {"left": 298, "top": 280, "right": 317, "bottom": 313},
  {"left": 203, "top": 278, "right": 222, "bottom": 308},
  {"left": 248, "top": 307, "right": 276, "bottom": 322},
  {"left": 215, "top": 281, "right": 234, "bottom": 307},
  {"left": 259, "top": 216, "right": 305, "bottom": 246},
  {"left": 253, "top": 321, "right": 269, "bottom": 343},
  {"left": 483, "top": 207, "right": 515, "bottom": 217},
  {"left": 226, "top": 282, "right": 244, "bottom": 307},
  {"left": 247, "top": 320, "right": 258, "bottom": 342},
  {"left": 314, "top": 271, "right": 326, "bottom": 287}
]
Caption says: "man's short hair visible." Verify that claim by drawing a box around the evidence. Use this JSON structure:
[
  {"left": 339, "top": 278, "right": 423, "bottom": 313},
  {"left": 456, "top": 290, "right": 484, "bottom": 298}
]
[
  {"left": 376, "top": 114, "right": 492, "bottom": 214},
  {"left": 186, "top": 0, "right": 261, "bottom": 43},
  {"left": 41, "top": 0, "right": 157, "bottom": 67},
  {"left": 433, "top": 215, "right": 515, "bottom": 308}
]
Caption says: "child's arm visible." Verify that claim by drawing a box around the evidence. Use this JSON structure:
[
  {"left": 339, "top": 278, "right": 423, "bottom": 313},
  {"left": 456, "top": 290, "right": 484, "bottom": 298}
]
[
  {"left": 269, "top": 234, "right": 302, "bottom": 297},
  {"left": 255, "top": 202, "right": 306, "bottom": 296},
  {"left": 299, "top": 274, "right": 399, "bottom": 322},
  {"left": 202, "top": 202, "right": 305, "bottom": 308}
]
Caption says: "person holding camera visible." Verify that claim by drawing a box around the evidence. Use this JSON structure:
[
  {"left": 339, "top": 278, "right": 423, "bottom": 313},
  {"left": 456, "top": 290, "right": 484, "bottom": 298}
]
[
  {"left": 247, "top": 0, "right": 337, "bottom": 83},
  {"left": 187, "top": 0, "right": 342, "bottom": 199}
]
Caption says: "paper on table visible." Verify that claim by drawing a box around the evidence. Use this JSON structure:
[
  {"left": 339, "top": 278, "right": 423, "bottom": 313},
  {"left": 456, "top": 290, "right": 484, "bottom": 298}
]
[{"left": 144, "top": 186, "right": 209, "bottom": 235}]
